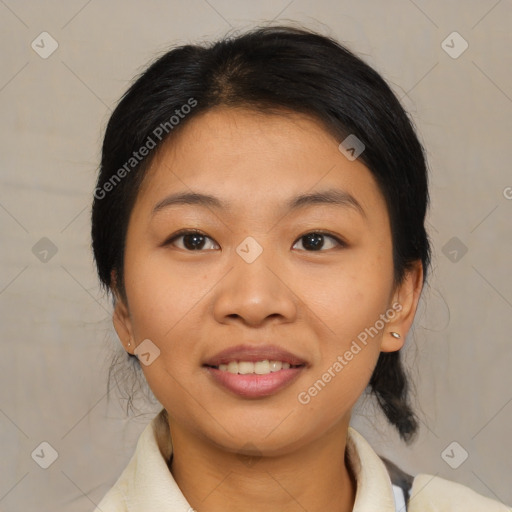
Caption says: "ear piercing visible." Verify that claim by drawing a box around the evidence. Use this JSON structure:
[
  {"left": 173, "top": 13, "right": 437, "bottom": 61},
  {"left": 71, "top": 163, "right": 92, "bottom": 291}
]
[
  {"left": 390, "top": 332, "right": 401, "bottom": 339},
  {"left": 127, "top": 342, "right": 131, "bottom": 347}
]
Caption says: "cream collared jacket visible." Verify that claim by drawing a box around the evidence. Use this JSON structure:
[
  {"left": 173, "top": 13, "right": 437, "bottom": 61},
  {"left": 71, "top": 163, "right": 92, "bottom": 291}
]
[{"left": 94, "top": 409, "right": 510, "bottom": 512}]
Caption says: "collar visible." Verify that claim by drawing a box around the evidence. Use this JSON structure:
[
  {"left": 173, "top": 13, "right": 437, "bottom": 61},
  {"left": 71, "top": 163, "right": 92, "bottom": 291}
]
[{"left": 111, "top": 408, "right": 397, "bottom": 511}]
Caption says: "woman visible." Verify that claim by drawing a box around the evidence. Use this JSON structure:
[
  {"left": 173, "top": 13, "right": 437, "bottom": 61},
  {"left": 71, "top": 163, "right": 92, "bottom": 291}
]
[{"left": 91, "top": 25, "right": 509, "bottom": 511}]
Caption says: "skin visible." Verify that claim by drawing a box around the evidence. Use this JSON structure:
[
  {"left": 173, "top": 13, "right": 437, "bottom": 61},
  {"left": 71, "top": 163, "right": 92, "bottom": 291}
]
[{"left": 112, "top": 107, "right": 423, "bottom": 512}]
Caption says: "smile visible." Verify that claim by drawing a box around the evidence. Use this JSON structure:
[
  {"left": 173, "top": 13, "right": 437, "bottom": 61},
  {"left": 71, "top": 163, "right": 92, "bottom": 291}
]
[
  {"left": 210, "top": 360, "right": 302, "bottom": 375},
  {"left": 202, "top": 344, "right": 308, "bottom": 398},
  {"left": 204, "top": 362, "right": 306, "bottom": 398}
]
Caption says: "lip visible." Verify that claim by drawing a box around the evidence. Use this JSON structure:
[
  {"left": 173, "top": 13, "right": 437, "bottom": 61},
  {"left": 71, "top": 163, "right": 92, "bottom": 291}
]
[
  {"left": 205, "top": 366, "right": 305, "bottom": 398},
  {"left": 203, "top": 344, "right": 307, "bottom": 367},
  {"left": 202, "top": 344, "right": 308, "bottom": 398}
]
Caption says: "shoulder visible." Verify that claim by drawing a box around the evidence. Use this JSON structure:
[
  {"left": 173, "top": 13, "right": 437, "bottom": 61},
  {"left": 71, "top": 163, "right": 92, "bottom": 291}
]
[
  {"left": 93, "top": 485, "right": 127, "bottom": 512},
  {"left": 93, "top": 411, "right": 192, "bottom": 512},
  {"left": 407, "top": 473, "right": 511, "bottom": 511},
  {"left": 92, "top": 456, "right": 133, "bottom": 512},
  {"left": 380, "top": 454, "right": 510, "bottom": 511}
]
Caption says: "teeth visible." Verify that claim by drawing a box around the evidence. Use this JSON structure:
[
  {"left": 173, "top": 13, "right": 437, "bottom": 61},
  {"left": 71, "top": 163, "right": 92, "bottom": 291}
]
[
  {"left": 238, "top": 361, "right": 254, "bottom": 374},
  {"left": 269, "top": 361, "right": 282, "bottom": 372},
  {"left": 215, "top": 360, "right": 297, "bottom": 375},
  {"left": 254, "top": 360, "right": 270, "bottom": 374}
]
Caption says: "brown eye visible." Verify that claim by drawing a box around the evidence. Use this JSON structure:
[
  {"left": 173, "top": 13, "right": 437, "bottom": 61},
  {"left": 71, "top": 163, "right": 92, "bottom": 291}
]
[
  {"left": 164, "top": 229, "right": 344, "bottom": 252},
  {"left": 293, "top": 232, "right": 344, "bottom": 251},
  {"left": 165, "top": 230, "right": 218, "bottom": 251}
]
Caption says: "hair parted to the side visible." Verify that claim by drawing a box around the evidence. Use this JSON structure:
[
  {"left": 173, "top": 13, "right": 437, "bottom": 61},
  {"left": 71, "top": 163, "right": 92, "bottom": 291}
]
[{"left": 91, "top": 24, "right": 431, "bottom": 443}]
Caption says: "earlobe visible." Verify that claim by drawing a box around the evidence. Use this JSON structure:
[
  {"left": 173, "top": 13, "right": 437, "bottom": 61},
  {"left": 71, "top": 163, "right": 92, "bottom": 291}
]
[
  {"left": 381, "top": 330, "right": 406, "bottom": 352},
  {"left": 113, "top": 299, "right": 135, "bottom": 353},
  {"left": 110, "top": 270, "right": 134, "bottom": 353},
  {"left": 381, "top": 261, "right": 424, "bottom": 353}
]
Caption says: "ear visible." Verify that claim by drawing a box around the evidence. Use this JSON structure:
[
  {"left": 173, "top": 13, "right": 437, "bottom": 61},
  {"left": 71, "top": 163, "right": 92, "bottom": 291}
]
[
  {"left": 111, "top": 270, "right": 135, "bottom": 354},
  {"left": 380, "top": 260, "right": 424, "bottom": 353}
]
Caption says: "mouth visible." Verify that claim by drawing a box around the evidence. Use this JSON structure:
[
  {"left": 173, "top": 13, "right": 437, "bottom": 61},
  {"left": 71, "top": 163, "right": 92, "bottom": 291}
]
[
  {"left": 204, "top": 360, "right": 304, "bottom": 374},
  {"left": 202, "top": 345, "right": 308, "bottom": 398}
]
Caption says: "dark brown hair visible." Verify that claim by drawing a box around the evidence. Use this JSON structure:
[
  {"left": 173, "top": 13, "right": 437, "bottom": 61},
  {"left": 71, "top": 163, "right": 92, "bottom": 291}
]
[{"left": 91, "top": 25, "right": 431, "bottom": 442}]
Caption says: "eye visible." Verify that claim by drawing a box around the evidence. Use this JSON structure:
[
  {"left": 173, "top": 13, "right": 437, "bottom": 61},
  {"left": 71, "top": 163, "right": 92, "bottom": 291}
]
[
  {"left": 165, "top": 229, "right": 219, "bottom": 251},
  {"left": 164, "top": 229, "right": 345, "bottom": 252},
  {"left": 292, "top": 231, "right": 345, "bottom": 251}
]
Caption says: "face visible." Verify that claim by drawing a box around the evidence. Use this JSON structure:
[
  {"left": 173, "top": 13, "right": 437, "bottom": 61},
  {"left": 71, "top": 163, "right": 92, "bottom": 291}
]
[{"left": 114, "top": 107, "right": 421, "bottom": 456}]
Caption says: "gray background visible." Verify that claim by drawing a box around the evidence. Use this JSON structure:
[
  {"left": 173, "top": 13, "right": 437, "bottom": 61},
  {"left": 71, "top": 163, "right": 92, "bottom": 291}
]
[{"left": 1, "top": 1, "right": 511, "bottom": 510}]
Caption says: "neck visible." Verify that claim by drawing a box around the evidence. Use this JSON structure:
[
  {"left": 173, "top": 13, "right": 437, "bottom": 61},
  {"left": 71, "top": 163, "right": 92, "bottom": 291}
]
[{"left": 167, "top": 419, "right": 356, "bottom": 512}]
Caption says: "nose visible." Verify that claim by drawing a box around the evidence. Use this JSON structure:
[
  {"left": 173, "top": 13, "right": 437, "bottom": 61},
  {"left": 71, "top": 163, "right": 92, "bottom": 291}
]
[{"left": 212, "top": 244, "right": 298, "bottom": 327}]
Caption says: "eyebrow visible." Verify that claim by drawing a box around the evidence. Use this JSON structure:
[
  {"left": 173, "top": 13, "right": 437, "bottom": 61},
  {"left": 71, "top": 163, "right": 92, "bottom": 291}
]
[{"left": 151, "top": 188, "right": 366, "bottom": 219}]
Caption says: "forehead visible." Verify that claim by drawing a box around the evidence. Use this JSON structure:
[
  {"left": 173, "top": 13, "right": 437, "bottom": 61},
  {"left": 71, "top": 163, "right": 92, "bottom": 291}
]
[{"left": 134, "top": 107, "right": 387, "bottom": 220}]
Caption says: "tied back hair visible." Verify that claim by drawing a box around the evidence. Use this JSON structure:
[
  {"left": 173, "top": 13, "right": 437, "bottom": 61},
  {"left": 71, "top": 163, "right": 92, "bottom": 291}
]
[{"left": 91, "top": 25, "right": 431, "bottom": 443}]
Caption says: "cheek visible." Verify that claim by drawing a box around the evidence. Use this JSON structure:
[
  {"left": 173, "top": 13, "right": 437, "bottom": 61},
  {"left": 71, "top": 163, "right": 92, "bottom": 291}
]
[
  {"left": 303, "top": 245, "right": 394, "bottom": 344},
  {"left": 295, "top": 279, "right": 386, "bottom": 427},
  {"left": 294, "top": 246, "right": 392, "bottom": 401},
  {"left": 123, "top": 247, "right": 210, "bottom": 341},
  {"left": 297, "top": 348, "right": 380, "bottom": 427},
  {"left": 122, "top": 249, "right": 217, "bottom": 405}
]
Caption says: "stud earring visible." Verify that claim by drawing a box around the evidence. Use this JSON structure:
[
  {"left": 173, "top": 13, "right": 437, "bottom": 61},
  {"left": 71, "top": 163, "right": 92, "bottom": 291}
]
[
  {"left": 127, "top": 342, "right": 131, "bottom": 347},
  {"left": 390, "top": 332, "right": 401, "bottom": 339}
]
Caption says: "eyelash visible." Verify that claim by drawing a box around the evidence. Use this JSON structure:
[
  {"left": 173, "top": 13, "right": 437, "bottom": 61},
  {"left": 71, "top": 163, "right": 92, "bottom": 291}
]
[{"left": 163, "top": 229, "right": 346, "bottom": 252}]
